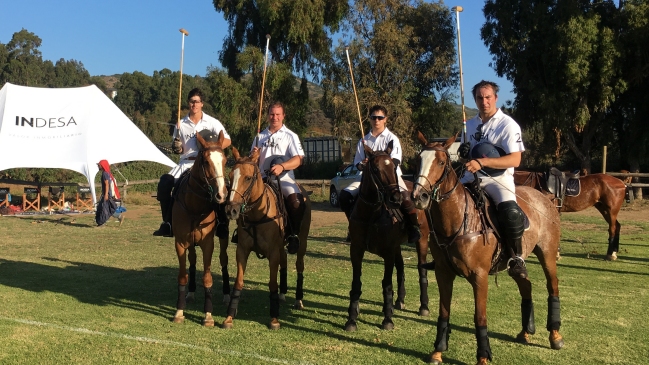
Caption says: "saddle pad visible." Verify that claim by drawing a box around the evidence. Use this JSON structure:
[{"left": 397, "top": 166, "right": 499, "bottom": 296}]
[{"left": 565, "top": 178, "right": 580, "bottom": 197}]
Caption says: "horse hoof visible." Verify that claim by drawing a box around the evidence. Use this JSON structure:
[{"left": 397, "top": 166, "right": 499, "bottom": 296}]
[
  {"left": 516, "top": 331, "right": 531, "bottom": 344},
  {"left": 550, "top": 331, "right": 564, "bottom": 350},
  {"left": 279, "top": 293, "right": 286, "bottom": 302},
  {"left": 418, "top": 307, "right": 430, "bottom": 317},
  {"left": 172, "top": 316, "right": 185, "bottom": 324},
  {"left": 605, "top": 252, "right": 618, "bottom": 261},
  {"left": 293, "top": 300, "right": 304, "bottom": 310},
  {"left": 394, "top": 301, "right": 406, "bottom": 310},
  {"left": 203, "top": 318, "right": 215, "bottom": 327},
  {"left": 222, "top": 294, "right": 230, "bottom": 306},
  {"left": 185, "top": 292, "right": 195, "bottom": 304},
  {"left": 222, "top": 316, "right": 234, "bottom": 329},
  {"left": 381, "top": 319, "right": 394, "bottom": 331},
  {"left": 427, "top": 351, "right": 443, "bottom": 364},
  {"left": 269, "top": 318, "right": 280, "bottom": 330},
  {"left": 476, "top": 358, "right": 489, "bottom": 365},
  {"left": 344, "top": 320, "right": 357, "bottom": 332}
]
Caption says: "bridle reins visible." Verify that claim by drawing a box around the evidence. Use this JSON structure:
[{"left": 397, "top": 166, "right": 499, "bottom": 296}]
[{"left": 358, "top": 152, "right": 400, "bottom": 209}]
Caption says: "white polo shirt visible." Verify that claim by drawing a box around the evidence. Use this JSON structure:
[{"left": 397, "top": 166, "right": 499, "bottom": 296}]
[
  {"left": 252, "top": 124, "right": 304, "bottom": 179},
  {"left": 353, "top": 127, "right": 404, "bottom": 177},
  {"left": 174, "top": 112, "right": 230, "bottom": 160}
]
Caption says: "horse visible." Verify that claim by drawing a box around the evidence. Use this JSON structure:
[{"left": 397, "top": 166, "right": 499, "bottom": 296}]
[
  {"left": 513, "top": 170, "right": 626, "bottom": 260},
  {"left": 344, "top": 141, "right": 432, "bottom": 332},
  {"left": 411, "top": 133, "right": 564, "bottom": 365},
  {"left": 222, "top": 146, "right": 311, "bottom": 330},
  {"left": 171, "top": 131, "right": 230, "bottom": 326}
]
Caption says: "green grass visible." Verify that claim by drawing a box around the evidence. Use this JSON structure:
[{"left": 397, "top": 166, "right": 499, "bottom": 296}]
[{"left": 0, "top": 204, "right": 647, "bottom": 364}]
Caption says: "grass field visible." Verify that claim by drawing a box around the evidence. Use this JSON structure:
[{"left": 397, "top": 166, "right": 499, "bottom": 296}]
[{"left": 0, "top": 200, "right": 647, "bottom": 364}]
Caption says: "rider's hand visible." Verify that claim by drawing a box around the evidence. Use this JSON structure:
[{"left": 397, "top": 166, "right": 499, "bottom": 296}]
[
  {"left": 458, "top": 142, "right": 471, "bottom": 159},
  {"left": 270, "top": 163, "right": 285, "bottom": 176},
  {"left": 356, "top": 158, "right": 369, "bottom": 171},
  {"left": 172, "top": 138, "right": 183, "bottom": 154}
]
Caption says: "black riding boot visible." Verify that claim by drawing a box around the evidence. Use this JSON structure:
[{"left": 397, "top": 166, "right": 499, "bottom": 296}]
[
  {"left": 400, "top": 191, "right": 421, "bottom": 244},
  {"left": 153, "top": 174, "right": 175, "bottom": 237},
  {"left": 285, "top": 193, "right": 306, "bottom": 254},
  {"left": 339, "top": 189, "right": 355, "bottom": 242},
  {"left": 498, "top": 201, "right": 527, "bottom": 279}
]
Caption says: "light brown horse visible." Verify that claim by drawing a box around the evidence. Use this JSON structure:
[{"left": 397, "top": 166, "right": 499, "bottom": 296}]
[
  {"left": 222, "top": 147, "right": 311, "bottom": 330},
  {"left": 344, "top": 141, "right": 431, "bottom": 332},
  {"left": 412, "top": 133, "right": 564, "bottom": 365},
  {"left": 513, "top": 170, "right": 626, "bottom": 260},
  {"left": 171, "top": 131, "right": 230, "bottom": 326}
]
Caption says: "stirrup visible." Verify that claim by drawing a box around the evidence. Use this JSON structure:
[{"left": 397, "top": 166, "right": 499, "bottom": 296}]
[{"left": 507, "top": 256, "right": 528, "bottom": 279}]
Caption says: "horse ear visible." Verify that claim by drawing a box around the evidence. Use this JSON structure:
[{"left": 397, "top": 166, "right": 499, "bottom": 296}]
[
  {"left": 217, "top": 130, "right": 225, "bottom": 146},
  {"left": 196, "top": 131, "right": 207, "bottom": 149},
  {"left": 444, "top": 132, "right": 459, "bottom": 149},
  {"left": 250, "top": 147, "right": 260, "bottom": 163},
  {"left": 232, "top": 146, "right": 241, "bottom": 160},
  {"left": 386, "top": 140, "right": 393, "bottom": 155},
  {"left": 416, "top": 131, "right": 428, "bottom": 146}
]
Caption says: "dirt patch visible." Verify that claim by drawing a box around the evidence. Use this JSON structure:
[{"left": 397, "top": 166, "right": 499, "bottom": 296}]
[
  {"left": 309, "top": 202, "right": 347, "bottom": 229},
  {"left": 565, "top": 200, "right": 649, "bottom": 223}
]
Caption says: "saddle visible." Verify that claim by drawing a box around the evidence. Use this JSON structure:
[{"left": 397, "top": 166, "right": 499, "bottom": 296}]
[{"left": 544, "top": 167, "right": 581, "bottom": 207}]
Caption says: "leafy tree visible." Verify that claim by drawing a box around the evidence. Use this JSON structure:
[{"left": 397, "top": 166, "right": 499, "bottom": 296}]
[
  {"left": 3, "top": 29, "right": 46, "bottom": 86},
  {"left": 482, "top": 0, "right": 627, "bottom": 173}
]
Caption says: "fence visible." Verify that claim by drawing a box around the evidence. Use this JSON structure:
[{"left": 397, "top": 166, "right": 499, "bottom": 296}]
[{"left": 605, "top": 172, "right": 649, "bottom": 202}]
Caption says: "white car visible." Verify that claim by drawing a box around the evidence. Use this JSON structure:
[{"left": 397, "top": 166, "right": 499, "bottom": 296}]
[{"left": 329, "top": 164, "right": 361, "bottom": 207}]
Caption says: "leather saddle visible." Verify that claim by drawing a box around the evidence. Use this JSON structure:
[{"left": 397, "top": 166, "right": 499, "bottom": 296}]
[{"left": 544, "top": 167, "right": 581, "bottom": 207}]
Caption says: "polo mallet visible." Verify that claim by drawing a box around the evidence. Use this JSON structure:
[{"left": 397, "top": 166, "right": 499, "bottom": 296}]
[
  {"left": 451, "top": 6, "right": 466, "bottom": 142},
  {"left": 255, "top": 34, "right": 271, "bottom": 147},
  {"left": 176, "top": 28, "right": 189, "bottom": 137},
  {"left": 345, "top": 47, "right": 365, "bottom": 138}
]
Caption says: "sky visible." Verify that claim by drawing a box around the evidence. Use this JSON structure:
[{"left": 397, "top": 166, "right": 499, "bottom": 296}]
[{"left": 0, "top": 0, "right": 515, "bottom": 108}]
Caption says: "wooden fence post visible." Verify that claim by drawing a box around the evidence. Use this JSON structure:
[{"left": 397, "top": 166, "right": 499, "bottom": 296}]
[{"left": 602, "top": 146, "right": 607, "bottom": 174}]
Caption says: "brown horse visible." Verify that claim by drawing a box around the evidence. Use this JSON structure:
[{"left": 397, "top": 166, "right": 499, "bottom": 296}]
[
  {"left": 344, "top": 141, "right": 431, "bottom": 332},
  {"left": 222, "top": 147, "right": 311, "bottom": 330},
  {"left": 412, "top": 133, "right": 563, "bottom": 365},
  {"left": 171, "top": 131, "right": 230, "bottom": 326},
  {"left": 513, "top": 170, "right": 626, "bottom": 260}
]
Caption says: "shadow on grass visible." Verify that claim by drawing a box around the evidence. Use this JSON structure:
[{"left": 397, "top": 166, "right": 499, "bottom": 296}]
[{"left": 18, "top": 216, "right": 95, "bottom": 228}]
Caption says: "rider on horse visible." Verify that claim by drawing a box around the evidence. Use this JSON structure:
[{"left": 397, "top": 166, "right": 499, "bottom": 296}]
[
  {"left": 153, "top": 88, "right": 232, "bottom": 238},
  {"left": 338, "top": 105, "right": 421, "bottom": 244},
  {"left": 459, "top": 80, "right": 528, "bottom": 279},
  {"left": 249, "top": 101, "right": 306, "bottom": 255}
]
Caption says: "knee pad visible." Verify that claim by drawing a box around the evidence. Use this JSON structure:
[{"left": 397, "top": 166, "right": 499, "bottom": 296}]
[
  {"left": 286, "top": 193, "right": 304, "bottom": 210},
  {"left": 498, "top": 201, "right": 524, "bottom": 237},
  {"left": 157, "top": 174, "right": 175, "bottom": 201}
]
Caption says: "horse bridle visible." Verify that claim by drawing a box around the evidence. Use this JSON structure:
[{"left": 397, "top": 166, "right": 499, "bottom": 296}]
[
  {"left": 229, "top": 160, "right": 265, "bottom": 214},
  {"left": 358, "top": 151, "right": 400, "bottom": 208},
  {"left": 188, "top": 146, "right": 225, "bottom": 203},
  {"left": 413, "top": 146, "right": 461, "bottom": 207}
]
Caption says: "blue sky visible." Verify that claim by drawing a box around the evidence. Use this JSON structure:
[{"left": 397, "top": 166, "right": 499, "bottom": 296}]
[{"left": 0, "top": 0, "right": 515, "bottom": 108}]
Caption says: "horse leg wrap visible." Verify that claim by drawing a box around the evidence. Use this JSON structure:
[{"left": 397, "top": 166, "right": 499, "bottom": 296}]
[
  {"left": 547, "top": 296, "right": 561, "bottom": 331},
  {"left": 296, "top": 273, "right": 304, "bottom": 301},
  {"left": 203, "top": 286, "right": 213, "bottom": 314},
  {"left": 348, "top": 300, "right": 360, "bottom": 321},
  {"left": 433, "top": 317, "right": 451, "bottom": 352},
  {"left": 606, "top": 236, "right": 619, "bottom": 256},
  {"left": 188, "top": 264, "right": 197, "bottom": 293},
  {"left": 269, "top": 291, "right": 280, "bottom": 319},
  {"left": 475, "top": 325, "right": 493, "bottom": 361},
  {"left": 521, "top": 298, "right": 536, "bottom": 334},
  {"left": 221, "top": 267, "right": 230, "bottom": 295},
  {"left": 350, "top": 278, "right": 362, "bottom": 303},
  {"left": 396, "top": 270, "right": 406, "bottom": 303},
  {"left": 382, "top": 284, "right": 394, "bottom": 318},
  {"left": 419, "top": 273, "right": 429, "bottom": 305},
  {"left": 227, "top": 289, "right": 241, "bottom": 318},
  {"left": 280, "top": 267, "right": 288, "bottom": 294},
  {"left": 176, "top": 285, "right": 186, "bottom": 310}
]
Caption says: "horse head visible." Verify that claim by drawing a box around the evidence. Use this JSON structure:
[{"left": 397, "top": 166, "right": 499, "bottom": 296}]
[
  {"left": 362, "top": 140, "right": 402, "bottom": 209},
  {"left": 225, "top": 146, "right": 262, "bottom": 221},
  {"left": 196, "top": 130, "right": 228, "bottom": 204},
  {"left": 412, "top": 131, "right": 458, "bottom": 209}
]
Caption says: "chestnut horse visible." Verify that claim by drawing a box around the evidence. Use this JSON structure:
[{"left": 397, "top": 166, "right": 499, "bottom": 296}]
[
  {"left": 412, "top": 133, "right": 563, "bottom": 365},
  {"left": 344, "top": 142, "right": 431, "bottom": 332},
  {"left": 171, "top": 131, "right": 230, "bottom": 326},
  {"left": 223, "top": 147, "right": 311, "bottom": 330},
  {"left": 513, "top": 170, "right": 626, "bottom": 260}
]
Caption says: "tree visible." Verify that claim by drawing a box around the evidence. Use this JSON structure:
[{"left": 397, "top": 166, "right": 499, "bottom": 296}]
[
  {"left": 482, "top": 0, "right": 627, "bottom": 173},
  {"left": 3, "top": 29, "right": 46, "bottom": 86}
]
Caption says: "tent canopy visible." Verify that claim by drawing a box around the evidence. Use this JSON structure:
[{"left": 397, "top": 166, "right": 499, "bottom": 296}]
[{"left": 0, "top": 82, "right": 176, "bottom": 204}]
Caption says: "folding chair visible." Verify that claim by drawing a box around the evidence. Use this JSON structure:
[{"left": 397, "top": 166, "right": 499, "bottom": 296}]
[
  {"left": 76, "top": 186, "right": 94, "bottom": 211},
  {"left": 23, "top": 187, "right": 41, "bottom": 211},
  {"left": 48, "top": 186, "right": 65, "bottom": 211},
  {"left": 0, "top": 187, "right": 10, "bottom": 208}
]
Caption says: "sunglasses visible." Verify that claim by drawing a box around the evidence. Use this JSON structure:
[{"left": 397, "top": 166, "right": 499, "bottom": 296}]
[
  {"left": 189, "top": 99, "right": 202, "bottom": 104},
  {"left": 369, "top": 115, "right": 386, "bottom": 121}
]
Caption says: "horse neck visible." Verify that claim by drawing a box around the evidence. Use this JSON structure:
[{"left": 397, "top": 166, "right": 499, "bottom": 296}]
[
  {"left": 357, "top": 169, "right": 381, "bottom": 206},
  {"left": 428, "top": 168, "right": 470, "bottom": 237},
  {"left": 245, "top": 171, "right": 275, "bottom": 220},
  {"left": 183, "top": 156, "right": 213, "bottom": 210}
]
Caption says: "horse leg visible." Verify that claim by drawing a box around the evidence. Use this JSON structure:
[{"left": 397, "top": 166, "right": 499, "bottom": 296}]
[
  {"left": 394, "top": 252, "right": 406, "bottom": 310},
  {"left": 173, "top": 243, "right": 188, "bottom": 323},
  {"left": 428, "top": 264, "right": 456, "bottom": 365},
  {"left": 511, "top": 275, "right": 535, "bottom": 344},
  {"left": 186, "top": 246, "right": 196, "bottom": 304},
  {"left": 471, "top": 273, "right": 492, "bottom": 364},
  {"left": 345, "top": 244, "right": 364, "bottom": 332},
  {"left": 535, "top": 246, "right": 564, "bottom": 350},
  {"left": 294, "top": 244, "right": 306, "bottom": 310},
  {"left": 219, "top": 236, "right": 231, "bottom": 305},
  {"left": 416, "top": 236, "right": 430, "bottom": 316},
  {"left": 222, "top": 246, "right": 250, "bottom": 329},
  {"left": 279, "top": 249, "right": 288, "bottom": 302},
  {"left": 201, "top": 240, "right": 215, "bottom": 327},
  {"left": 381, "top": 255, "right": 396, "bottom": 330},
  {"left": 595, "top": 202, "right": 621, "bottom": 260},
  {"left": 268, "top": 252, "right": 281, "bottom": 330}
]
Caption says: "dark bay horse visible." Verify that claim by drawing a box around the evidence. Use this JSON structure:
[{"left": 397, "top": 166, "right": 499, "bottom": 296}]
[
  {"left": 171, "top": 131, "right": 230, "bottom": 326},
  {"left": 513, "top": 171, "right": 626, "bottom": 260},
  {"left": 223, "top": 147, "right": 311, "bottom": 330},
  {"left": 412, "top": 133, "right": 563, "bottom": 365},
  {"left": 345, "top": 141, "right": 431, "bottom": 332}
]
